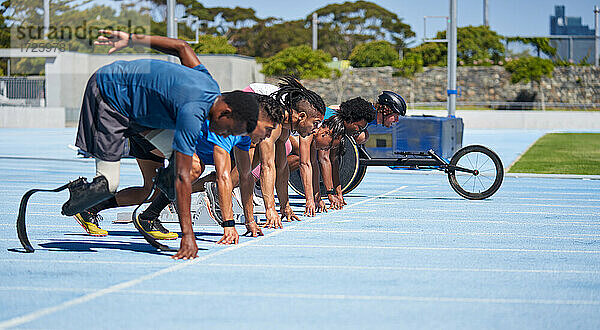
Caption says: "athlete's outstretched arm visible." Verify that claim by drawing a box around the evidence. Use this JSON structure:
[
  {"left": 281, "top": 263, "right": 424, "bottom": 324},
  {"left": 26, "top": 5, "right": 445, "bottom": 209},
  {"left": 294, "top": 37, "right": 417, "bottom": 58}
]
[
  {"left": 257, "top": 127, "right": 282, "bottom": 229},
  {"left": 173, "top": 151, "right": 199, "bottom": 260},
  {"left": 299, "top": 135, "right": 316, "bottom": 216},
  {"left": 95, "top": 30, "right": 201, "bottom": 68},
  {"left": 234, "top": 147, "right": 263, "bottom": 237},
  {"left": 213, "top": 145, "right": 239, "bottom": 245},
  {"left": 275, "top": 130, "right": 299, "bottom": 222}
]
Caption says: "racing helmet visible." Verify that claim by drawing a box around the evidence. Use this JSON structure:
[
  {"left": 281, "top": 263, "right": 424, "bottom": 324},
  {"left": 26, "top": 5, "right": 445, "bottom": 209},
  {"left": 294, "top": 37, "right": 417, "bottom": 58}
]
[{"left": 377, "top": 91, "right": 407, "bottom": 116}]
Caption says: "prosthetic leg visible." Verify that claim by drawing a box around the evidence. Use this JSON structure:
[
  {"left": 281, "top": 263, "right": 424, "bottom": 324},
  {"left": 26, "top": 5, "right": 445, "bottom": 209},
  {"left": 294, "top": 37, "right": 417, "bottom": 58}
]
[{"left": 16, "top": 176, "right": 113, "bottom": 253}]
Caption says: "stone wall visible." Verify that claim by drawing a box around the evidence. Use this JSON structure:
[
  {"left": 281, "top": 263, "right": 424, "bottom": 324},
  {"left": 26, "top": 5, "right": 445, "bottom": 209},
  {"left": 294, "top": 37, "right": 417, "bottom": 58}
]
[{"left": 267, "top": 66, "right": 600, "bottom": 106}]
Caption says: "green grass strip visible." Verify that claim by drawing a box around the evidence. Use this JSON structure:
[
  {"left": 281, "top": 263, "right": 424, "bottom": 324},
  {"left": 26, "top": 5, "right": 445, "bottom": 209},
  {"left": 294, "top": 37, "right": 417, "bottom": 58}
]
[{"left": 509, "top": 133, "right": 600, "bottom": 175}]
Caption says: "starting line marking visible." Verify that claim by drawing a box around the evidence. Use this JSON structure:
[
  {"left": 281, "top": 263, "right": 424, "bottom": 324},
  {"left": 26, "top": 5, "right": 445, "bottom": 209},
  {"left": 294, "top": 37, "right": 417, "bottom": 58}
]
[{"left": 0, "top": 186, "right": 407, "bottom": 329}]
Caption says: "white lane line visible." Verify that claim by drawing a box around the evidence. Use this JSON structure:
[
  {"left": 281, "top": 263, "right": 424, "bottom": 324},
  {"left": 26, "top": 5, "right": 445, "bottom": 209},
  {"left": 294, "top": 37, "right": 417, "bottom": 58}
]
[
  {"left": 402, "top": 209, "right": 599, "bottom": 217},
  {"left": 0, "top": 259, "right": 172, "bottom": 266},
  {"left": 3, "top": 260, "right": 599, "bottom": 274},
  {"left": 490, "top": 197, "right": 600, "bottom": 202},
  {"left": 248, "top": 244, "right": 600, "bottom": 254},
  {"left": 0, "top": 186, "right": 407, "bottom": 329},
  {"left": 286, "top": 229, "right": 600, "bottom": 240},
  {"left": 1, "top": 287, "right": 598, "bottom": 306},
  {"left": 110, "top": 290, "right": 600, "bottom": 306},
  {"left": 304, "top": 217, "right": 600, "bottom": 227}
]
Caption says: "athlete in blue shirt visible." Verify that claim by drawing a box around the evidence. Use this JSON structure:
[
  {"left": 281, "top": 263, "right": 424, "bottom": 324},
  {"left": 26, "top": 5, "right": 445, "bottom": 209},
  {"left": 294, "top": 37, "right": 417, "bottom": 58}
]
[
  {"left": 135, "top": 94, "right": 284, "bottom": 241},
  {"left": 73, "top": 32, "right": 260, "bottom": 259}
]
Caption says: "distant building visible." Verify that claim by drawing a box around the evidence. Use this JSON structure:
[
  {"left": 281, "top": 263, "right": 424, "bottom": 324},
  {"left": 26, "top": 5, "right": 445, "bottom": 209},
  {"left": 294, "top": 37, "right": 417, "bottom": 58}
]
[{"left": 549, "top": 5, "right": 596, "bottom": 64}]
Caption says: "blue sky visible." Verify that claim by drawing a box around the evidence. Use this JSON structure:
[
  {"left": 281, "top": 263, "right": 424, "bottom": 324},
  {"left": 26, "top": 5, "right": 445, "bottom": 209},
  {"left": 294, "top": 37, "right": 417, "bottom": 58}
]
[
  {"left": 95, "top": 0, "right": 599, "bottom": 46},
  {"left": 192, "top": 0, "right": 599, "bottom": 43}
]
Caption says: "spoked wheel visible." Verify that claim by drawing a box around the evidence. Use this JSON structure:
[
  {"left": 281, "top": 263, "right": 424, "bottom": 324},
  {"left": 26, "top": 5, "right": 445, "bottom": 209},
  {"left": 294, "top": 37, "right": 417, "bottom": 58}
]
[
  {"left": 289, "top": 136, "right": 362, "bottom": 197},
  {"left": 447, "top": 145, "right": 504, "bottom": 200}
]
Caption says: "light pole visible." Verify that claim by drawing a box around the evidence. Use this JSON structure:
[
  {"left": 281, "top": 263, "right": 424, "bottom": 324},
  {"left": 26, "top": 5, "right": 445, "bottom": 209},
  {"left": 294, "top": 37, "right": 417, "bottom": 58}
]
[
  {"left": 312, "top": 13, "right": 318, "bottom": 50},
  {"left": 483, "top": 0, "right": 489, "bottom": 26},
  {"left": 447, "top": 0, "right": 457, "bottom": 117},
  {"left": 166, "top": 0, "right": 177, "bottom": 62},
  {"left": 595, "top": 6, "right": 599, "bottom": 66},
  {"left": 167, "top": 0, "right": 177, "bottom": 39},
  {"left": 43, "top": 0, "right": 50, "bottom": 40}
]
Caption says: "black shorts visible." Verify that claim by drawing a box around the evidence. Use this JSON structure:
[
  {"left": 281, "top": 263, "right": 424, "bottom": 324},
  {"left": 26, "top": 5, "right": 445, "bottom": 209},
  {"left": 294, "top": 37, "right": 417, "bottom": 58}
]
[
  {"left": 128, "top": 134, "right": 165, "bottom": 163},
  {"left": 75, "top": 73, "right": 142, "bottom": 162}
]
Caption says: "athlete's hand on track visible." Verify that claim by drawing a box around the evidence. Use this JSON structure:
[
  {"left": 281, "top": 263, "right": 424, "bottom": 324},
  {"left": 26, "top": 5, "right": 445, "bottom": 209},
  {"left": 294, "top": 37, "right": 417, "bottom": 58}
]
[
  {"left": 281, "top": 205, "right": 300, "bottom": 222},
  {"left": 317, "top": 199, "right": 328, "bottom": 213},
  {"left": 172, "top": 234, "right": 198, "bottom": 260},
  {"left": 94, "top": 30, "right": 130, "bottom": 54},
  {"left": 243, "top": 221, "right": 264, "bottom": 237},
  {"left": 337, "top": 192, "right": 347, "bottom": 206},
  {"left": 263, "top": 207, "right": 282, "bottom": 229},
  {"left": 304, "top": 199, "right": 316, "bottom": 217},
  {"left": 327, "top": 194, "right": 344, "bottom": 210},
  {"left": 217, "top": 227, "right": 239, "bottom": 244}
]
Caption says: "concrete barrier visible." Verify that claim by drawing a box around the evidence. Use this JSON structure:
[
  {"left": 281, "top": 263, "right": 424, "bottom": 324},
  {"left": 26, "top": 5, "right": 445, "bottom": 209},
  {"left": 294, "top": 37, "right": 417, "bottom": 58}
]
[
  {"left": 406, "top": 110, "right": 600, "bottom": 130},
  {"left": 0, "top": 106, "right": 65, "bottom": 128}
]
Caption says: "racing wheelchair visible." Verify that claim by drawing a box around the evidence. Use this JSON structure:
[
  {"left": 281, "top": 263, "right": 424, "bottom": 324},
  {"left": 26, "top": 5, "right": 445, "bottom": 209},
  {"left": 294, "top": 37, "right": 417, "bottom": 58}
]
[{"left": 289, "top": 133, "right": 504, "bottom": 201}]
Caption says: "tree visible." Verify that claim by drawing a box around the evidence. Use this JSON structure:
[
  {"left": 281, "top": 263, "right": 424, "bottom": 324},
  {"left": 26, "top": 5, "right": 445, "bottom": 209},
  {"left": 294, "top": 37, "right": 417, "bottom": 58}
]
[
  {"left": 506, "top": 37, "right": 556, "bottom": 58},
  {"left": 192, "top": 34, "right": 236, "bottom": 54},
  {"left": 412, "top": 25, "right": 504, "bottom": 66},
  {"left": 231, "top": 19, "right": 310, "bottom": 58},
  {"left": 505, "top": 57, "right": 554, "bottom": 110},
  {"left": 259, "top": 45, "right": 332, "bottom": 79},
  {"left": 310, "top": 1, "right": 415, "bottom": 59},
  {"left": 393, "top": 52, "right": 423, "bottom": 78},
  {"left": 349, "top": 40, "right": 398, "bottom": 67}
]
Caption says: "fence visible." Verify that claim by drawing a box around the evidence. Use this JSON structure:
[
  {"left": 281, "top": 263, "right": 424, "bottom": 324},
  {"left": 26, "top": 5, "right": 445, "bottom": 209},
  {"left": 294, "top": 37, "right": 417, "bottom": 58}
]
[
  {"left": 0, "top": 76, "right": 46, "bottom": 106},
  {"left": 409, "top": 101, "right": 600, "bottom": 111}
]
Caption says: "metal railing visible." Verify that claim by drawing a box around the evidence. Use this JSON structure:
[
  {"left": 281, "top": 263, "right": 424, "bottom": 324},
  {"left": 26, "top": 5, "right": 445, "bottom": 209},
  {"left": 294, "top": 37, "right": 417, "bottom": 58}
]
[
  {"left": 409, "top": 101, "right": 600, "bottom": 111},
  {"left": 0, "top": 76, "right": 46, "bottom": 106}
]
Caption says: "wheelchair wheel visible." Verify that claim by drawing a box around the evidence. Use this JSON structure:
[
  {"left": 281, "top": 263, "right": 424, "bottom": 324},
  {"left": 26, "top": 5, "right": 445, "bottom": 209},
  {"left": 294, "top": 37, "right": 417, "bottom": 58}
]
[
  {"left": 447, "top": 145, "right": 504, "bottom": 200},
  {"left": 343, "top": 164, "right": 367, "bottom": 194},
  {"left": 289, "top": 136, "right": 361, "bottom": 197}
]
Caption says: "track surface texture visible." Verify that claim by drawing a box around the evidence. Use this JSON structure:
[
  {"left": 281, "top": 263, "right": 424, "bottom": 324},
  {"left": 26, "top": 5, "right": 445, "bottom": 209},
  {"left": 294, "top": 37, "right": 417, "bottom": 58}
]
[{"left": 1, "top": 128, "right": 599, "bottom": 329}]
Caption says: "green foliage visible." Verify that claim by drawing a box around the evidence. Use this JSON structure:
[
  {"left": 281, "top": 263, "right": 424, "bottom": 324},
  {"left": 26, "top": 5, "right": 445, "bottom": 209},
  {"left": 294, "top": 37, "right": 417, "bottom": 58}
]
[
  {"left": 170, "top": 1, "right": 415, "bottom": 59},
  {"left": 504, "top": 57, "right": 554, "bottom": 84},
  {"left": 411, "top": 25, "right": 504, "bottom": 66},
  {"left": 192, "top": 35, "right": 236, "bottom": 54},
  {"left": 231, "top": 20, "right": 310, "bottom": 58},
  {"left": 506, "top": 37, "right": 556, "bottom": 57},
  {"left": 259, "top": 45, "right": 332, "bottom": 79},
  {"left": 349, "top": 40, "right": 399, "bottom": 67},
  {"left": 310, "top": 1, "right": 415, "bottom": 59},
  {"left": 392, "top": 52, "right": 423, "bottom": 78},
  {"left": 412, "top": 42, "right": 446, "bottom": 66}
]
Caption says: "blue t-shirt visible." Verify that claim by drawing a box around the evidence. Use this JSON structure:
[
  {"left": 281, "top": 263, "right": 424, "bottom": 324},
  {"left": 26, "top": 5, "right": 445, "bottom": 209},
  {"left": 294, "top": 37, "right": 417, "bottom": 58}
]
[
  {"left": 195, "top": 120, "right": 251, "bottom": 165},
  {"left": 96, "top": 59, "right": 220, "bottom": 156},
  {"left": 324, "top": 106, "right": 336, "bottom": 120}
]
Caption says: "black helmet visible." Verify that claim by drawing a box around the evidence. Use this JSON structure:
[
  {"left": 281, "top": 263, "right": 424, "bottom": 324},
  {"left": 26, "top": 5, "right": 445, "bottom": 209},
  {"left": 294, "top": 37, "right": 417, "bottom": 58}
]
[{"left": 377, "top": 91, "right": 407, "bottom": 116}]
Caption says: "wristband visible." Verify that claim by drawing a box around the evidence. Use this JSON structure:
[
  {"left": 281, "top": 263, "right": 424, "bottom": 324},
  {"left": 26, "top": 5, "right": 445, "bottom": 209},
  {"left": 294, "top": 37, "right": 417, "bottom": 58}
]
[
  {"left": 326, "top": 189, "right": 335, "bottom": 195},
  {"left": 221, "top": 220, "right": 235, "bottom": 228},
  {"left": 128, "top": 33, "right": 134, "bottom": 47}
]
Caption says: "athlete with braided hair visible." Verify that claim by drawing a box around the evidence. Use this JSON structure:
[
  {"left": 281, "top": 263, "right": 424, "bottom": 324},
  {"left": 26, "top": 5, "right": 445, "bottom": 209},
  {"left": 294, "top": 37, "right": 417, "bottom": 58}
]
[{"left": 250, "top": 77, "right": 326, "bottom": 228}]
